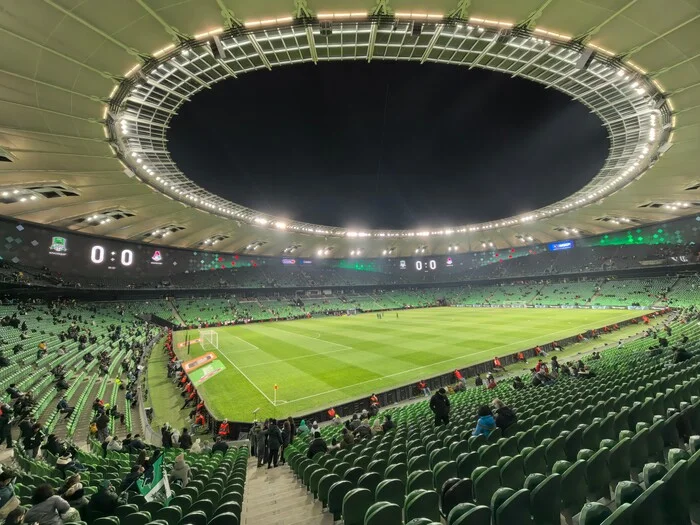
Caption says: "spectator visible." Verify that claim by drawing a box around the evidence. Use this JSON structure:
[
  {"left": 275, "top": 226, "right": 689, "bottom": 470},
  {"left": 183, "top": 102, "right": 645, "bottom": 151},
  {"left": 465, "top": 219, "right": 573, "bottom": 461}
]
[
  {"left": 59, "top": 474, "right": 88, "bottom": 510},
  {"left": 179, "top": 428, "right": 192, "bottom": 450},
  {"left": 128, "top": 434, "right": 145, "bottom": 452},
  {"left": 169, "top": 454, "right": 191, "bottom": 487},
  {"left": 0, "top": 404, "right": 13, "bottom": 449},
  {"left": 371, "top": 418, "right": 384, "bottom": 436},
  {"left": 353, "top": 418, "right": 371, "bottom": 440},
  {"left": 212, "top": 436, "right": 229, "bottom": 455},
  {"left": 86, "top": 480, "right": 119, "bottom": 518},
  {"left": 472, "top": 405, "right": 497, "bottom": 437},
  {"left": 0, "top": 471, "right": 18, "bottom": 516},
  {"left": 493, "top": 399, "right": 517, "bottom": 431},
  {"left": 418, "top": 380, "right": 431, "bottom": 397},
  {"left": 474, "top": 374, "right": 483, "bottom": 387},
  {"left": 430, "top": 388, "right": 451, "bottom": 427},
  {"left": 25, "top": 484, "right": 77, "bottom": 525},
  {"left": 3, "top": 507, "right": 26, "bottom": 525},
  {"left": 349, "top": 414, "right": 361, "bottom": 431},
  {"left": 120, "top": 465, "right": 144, "bottom": 493},
  {"left": 107, "top": 436, "right": 123, "bottom": 452},
  {"left": 454, "top": 369, "right": 466, "bottom": 387},
  {"left": 95, "top": 412, "right": 109, "bottom": 442},
  {"left": 486, "top": 373, "right": 497, "bottom": 390},
  {"left": 265, "top": 419, "right": 282, "bottom": 468},
  {"left": 23, "top": 423, "right": 44, "bottom": 458},
  {"left": 307, "top": 431, "right": 327, "bottom": 459},
  {"left": 287, "top": 416, "right": 296, "bottom": 444},
  {"left": 340, "top": 427, "right": 354, "bottom": 450},
  {"left": 280, "top": 420, "right": 291, "bottom": 466},
  {"left": 512, "top": 376, "right": 525, "bottom": 390},
  {"left": 382, "top": 414, "right": 395, "bottom": 432},
  {"left": 190, "top": 438, "right": 203, "bottom": 454},
  {"left": 161, "top": 424, "right": 173, "bottom": 448},
  {"left": 255, "top": 423, "right": 266, "bottom": 467},
  {"left": 56, "top": 398, "right": 74, "bottom": 420},
  {"left": 673, "top": 347, "right": 692, "bottom": 363},
  {"left": 297, "top": 419, "right": 309, "bottom": 438}
]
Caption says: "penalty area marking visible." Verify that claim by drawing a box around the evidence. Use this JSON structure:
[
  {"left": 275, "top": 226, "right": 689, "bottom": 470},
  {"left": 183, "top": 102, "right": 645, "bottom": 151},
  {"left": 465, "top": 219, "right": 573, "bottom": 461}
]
[
  {"left": 282, "top": 315, "right": 640, "bottom": 405},
  {"left": 216, "top": 351, "right": 276, "bottom": 407}
]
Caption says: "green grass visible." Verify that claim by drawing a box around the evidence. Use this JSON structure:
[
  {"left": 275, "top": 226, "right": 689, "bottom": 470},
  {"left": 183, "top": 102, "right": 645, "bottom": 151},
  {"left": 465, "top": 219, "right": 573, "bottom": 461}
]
[{"left": 170, "top": 307, "right": 652, "bottom": 421}]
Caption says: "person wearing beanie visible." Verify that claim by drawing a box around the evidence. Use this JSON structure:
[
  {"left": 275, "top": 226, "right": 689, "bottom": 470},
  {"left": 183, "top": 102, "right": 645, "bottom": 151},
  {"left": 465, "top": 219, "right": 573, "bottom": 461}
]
[
  {"left": 429, "top": 387, "right": 451, "bottom": 426},
  {"left": 169, "top": 454, "right": 191, "bottom": 487}
]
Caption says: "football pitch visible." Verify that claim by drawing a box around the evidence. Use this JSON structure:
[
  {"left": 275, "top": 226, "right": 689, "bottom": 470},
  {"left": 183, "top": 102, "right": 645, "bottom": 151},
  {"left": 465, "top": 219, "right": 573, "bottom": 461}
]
[{"left": 172, "top": 307, "right": 651, "bottom": 421}]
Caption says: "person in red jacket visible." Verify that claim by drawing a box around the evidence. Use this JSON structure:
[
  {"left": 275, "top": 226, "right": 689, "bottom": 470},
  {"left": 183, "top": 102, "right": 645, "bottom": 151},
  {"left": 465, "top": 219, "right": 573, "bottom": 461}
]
[
  {"left": 493, "top": 356, "right": 506, "bottom": 372},
  {"left": 218, "top": 419, "right": 230, "bottom": 439},
  {"left": 418, "top": 380, "right": 431, "bottom": 397},
  {"left": 454, "top": 369, "right": 466, "bottom": 387}
]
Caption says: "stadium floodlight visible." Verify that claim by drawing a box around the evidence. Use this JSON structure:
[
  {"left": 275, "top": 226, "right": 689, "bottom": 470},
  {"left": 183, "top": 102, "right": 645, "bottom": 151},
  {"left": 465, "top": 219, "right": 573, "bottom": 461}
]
[{"left": 317, "top": 249, "right": 323, "bottom": 256}]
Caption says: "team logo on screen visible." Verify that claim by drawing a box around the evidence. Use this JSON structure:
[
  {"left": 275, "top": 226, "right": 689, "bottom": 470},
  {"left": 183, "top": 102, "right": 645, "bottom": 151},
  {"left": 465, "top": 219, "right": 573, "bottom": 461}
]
[
  {"left": 151, "top": 250, "right": 163, "bottom": 262},
  {"left": 446, "top": 257, "right": 453, "bottom": 266},
  {"left": 399, "top": 260, "right": 406, "bottom": 269},
  {"left": 49, "top": 236, "right": 67, "bottom": 255}
]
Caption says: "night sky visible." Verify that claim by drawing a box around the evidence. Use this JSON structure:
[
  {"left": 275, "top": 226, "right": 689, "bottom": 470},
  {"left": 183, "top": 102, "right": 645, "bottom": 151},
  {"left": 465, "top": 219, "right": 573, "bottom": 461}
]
[{"left": 168, "top": 61, "right": 609, "bottom": 229}]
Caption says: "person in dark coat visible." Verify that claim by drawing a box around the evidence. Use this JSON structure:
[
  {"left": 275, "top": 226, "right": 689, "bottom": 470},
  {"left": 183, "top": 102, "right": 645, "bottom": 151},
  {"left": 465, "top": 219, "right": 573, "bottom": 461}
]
[
  {"left": 212, "top": 437, "right": 229, "bottom": 455},
  {"left": 95, "top": 413, "right": 110, "bottom": 442},
  {"left": 86, "top": 480, "right": 119, "bottom": 518},
  {"left": 280, "top": 421, "right": 291, "bottom": 466},
  {"left": 287, "top": 416, "right": 296, "bottom": 444},
  {"left": 178, "top": 428, "right": 192, "bottom": 450},
  {"left": 307, "top": 431, "right": 327, "bottom": 459},
  {"left": 161, "top": 425, "right": 173, "bottom": 448},
  {"left": 22, "top": 424, "right": 44, "bottom": 458},
  {"left": 0, "top": 404, "right": 12, "bottom": 449},
  {"left": 429, "top": 388, "right": 451, "bottom": 426},
  {"left": 265, "top": 419, "right": 283, "bottom": 469},
  {"left": 493, "top": 399, "right": 517, "bottom": 431}
]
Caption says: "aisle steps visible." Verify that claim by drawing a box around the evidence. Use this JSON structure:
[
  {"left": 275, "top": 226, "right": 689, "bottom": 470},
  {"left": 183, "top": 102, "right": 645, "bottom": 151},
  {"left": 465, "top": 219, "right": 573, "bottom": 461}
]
[{"left": 242, "top": 457, "right": 333, "bottom": 525}]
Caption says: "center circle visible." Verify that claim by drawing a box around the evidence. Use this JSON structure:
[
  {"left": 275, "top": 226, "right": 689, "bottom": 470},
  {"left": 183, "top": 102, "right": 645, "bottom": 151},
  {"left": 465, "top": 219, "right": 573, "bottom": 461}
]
[{"left": 168, "top": 61, "right": 609, "bottom": 230}]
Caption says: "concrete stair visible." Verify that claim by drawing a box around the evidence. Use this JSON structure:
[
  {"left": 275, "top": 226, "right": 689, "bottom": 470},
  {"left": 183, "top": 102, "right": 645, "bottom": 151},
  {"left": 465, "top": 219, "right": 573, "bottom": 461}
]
[{"left": 242, "top": 457, "right": 334, "bottom": 525}]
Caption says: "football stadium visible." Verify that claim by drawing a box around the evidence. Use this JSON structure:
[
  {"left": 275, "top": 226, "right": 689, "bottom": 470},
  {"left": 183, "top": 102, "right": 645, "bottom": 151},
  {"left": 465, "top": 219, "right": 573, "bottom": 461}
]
[{"left": 0, "top": 1, "right": 699, "bottom": 525}]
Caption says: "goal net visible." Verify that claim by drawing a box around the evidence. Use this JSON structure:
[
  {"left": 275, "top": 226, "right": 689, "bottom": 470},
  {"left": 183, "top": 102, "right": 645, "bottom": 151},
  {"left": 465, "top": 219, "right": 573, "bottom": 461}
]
[{"left": 199, "top": 330, "right": 219, "bottom": 350}]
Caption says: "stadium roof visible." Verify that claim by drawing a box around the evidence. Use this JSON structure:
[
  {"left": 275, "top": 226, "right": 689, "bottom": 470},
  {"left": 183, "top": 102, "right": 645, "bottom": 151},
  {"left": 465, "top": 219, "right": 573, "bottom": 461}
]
[{"left": 0, "top": 0, "right": 698, "bottom": 257}]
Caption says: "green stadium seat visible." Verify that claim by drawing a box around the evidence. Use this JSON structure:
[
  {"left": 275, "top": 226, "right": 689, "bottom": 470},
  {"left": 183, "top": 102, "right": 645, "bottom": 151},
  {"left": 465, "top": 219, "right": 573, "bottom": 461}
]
[
  {"left": 560, "top": 460, "right": 586, "bottom": 521},
  {"left": 328, "top": 480, "right": 353, "bottom": 521},
  {"left": 474, "top": 465, "right": 500, "bottom": 506},
  {"left": 364, "top": 502, "right": 402, "bottom": 525},
  {"left": 494, "top": 488, "right": 530, "bottom": 525},
  {"left": 385, "top": 463, "right": 407, "bottom": 485},
  {"left": 456, "top": 452, "right": 479, "bottom": 478},
  {"left": 342, "top": 488, "right": 374, "bottom": 525},
  {"left": 440, "top": 478, "right": 473, "bottom": 519},
  {"left": 585, "top": 448, "right": 611, "bottom": 501},
  {"left": 499, "top": 454, "right": 525, "bottom": 489},
  {"left": 432, "top": 460, "right": 457, "bottom": 491},
  {"left": 404, "top": 489, "right": 440, "bottom": 522},
  {"left": 208, "top": 513, "right": 238, "bottom": 525},
  {"left": 580, "top": 502, "right": 612, "bottom": 525},
  {"left": 530, "top": 473, "right": 561, "bottom": 525},
  {"left": 375, "top": 478, "right": 405, "bottom": 507},
  {"left": 318, "top": 473, "right": 341, "bottom": 508},
  {"left": 661, "top": 459, "right": 690, "bottom": 525}
]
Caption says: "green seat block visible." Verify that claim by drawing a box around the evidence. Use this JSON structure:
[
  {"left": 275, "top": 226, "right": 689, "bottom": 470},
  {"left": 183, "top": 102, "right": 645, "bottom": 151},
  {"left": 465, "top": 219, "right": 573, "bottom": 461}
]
[{"left": 342, "top": 488, "right": 374, "bottom": 525}]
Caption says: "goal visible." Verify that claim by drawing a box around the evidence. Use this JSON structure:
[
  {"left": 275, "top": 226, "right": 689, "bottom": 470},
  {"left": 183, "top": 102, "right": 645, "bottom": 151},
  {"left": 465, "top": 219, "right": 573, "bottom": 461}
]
[{"left": 199, "top": 330, "right": 219, "bottom": 350}]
